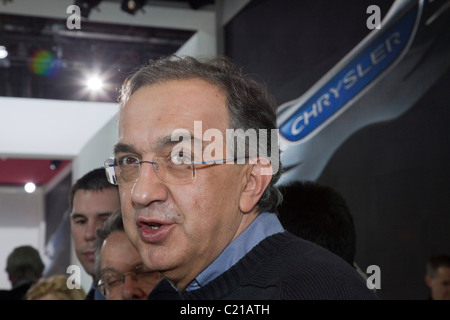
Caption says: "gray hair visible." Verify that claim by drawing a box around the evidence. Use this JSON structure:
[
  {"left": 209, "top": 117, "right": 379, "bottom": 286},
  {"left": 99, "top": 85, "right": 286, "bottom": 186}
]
[
  {"left": 119, "top": 55, "right": 283, "bottom": 213},
  {"left": 94, "top": 210, "right": 124, "bottom": 281}
]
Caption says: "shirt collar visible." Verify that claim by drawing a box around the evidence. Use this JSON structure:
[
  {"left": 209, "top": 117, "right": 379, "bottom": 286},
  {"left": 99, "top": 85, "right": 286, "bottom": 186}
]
[
  {"left": 90, "top": 282, "right": 106, "bottom": 300},
  {"left": 185, "top": 212, "right": 284, "bottom": 292}
]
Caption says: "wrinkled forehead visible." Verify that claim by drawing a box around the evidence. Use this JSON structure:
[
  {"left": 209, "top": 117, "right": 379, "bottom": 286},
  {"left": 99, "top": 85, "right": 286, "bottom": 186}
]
[
  {"left": 117, "top": 79, "right": 231, "bottom": 152},
  {"left": 101, "top": 232, "right": 143, "bottom": 270}
]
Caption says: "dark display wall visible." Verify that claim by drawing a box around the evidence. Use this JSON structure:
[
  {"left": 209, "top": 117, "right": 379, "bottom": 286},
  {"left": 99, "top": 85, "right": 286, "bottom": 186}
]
[
  {"left": 44, "top": 173, "right": 72, "bottom": 278},
  {"left": 225, "top": 0, "right": 450, "bottom": 299}
]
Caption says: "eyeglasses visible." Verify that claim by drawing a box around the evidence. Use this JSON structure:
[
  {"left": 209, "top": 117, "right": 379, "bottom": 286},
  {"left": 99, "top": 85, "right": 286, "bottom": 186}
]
[
  {"left": 97, "top": 264, "right": 160, "bottom": 297},
  {"left": 104, "top": 154, "right": 246, "bottom": 186}
]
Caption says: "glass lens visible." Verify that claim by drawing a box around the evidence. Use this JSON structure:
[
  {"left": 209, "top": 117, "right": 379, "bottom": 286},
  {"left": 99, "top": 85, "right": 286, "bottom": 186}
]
[
  {"left": 104, "top": 157, "right": 118, "bottom": 185},
  {"left": 134, "top": 266, "right": 161, "bottom": 287},
  {"left": 137, "top": 271, "right": 161, "bottom": 287},
  {"left": 104, "top": 156, "right": 196, "bottom": 186},
  {"left": 116, "top": 156, "right": 140, "bottom": 185},
  {"left": 159, "top": 157, "right": 194, "bottom": 184},
  {"left": 97, "top": 279, "right": 106, "bottom": 295},
  {"left": 102, "top": 274, "right": 122, "bottom": 295}
]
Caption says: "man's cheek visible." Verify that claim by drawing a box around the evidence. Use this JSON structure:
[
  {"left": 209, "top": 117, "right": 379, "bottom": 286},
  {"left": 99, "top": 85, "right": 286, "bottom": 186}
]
[{"left": 119, "top": 188, "right": 129, "bottom": 205}]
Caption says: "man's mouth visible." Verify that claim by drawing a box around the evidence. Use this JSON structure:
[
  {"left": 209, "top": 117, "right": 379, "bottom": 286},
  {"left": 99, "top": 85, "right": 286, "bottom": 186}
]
[
  {"left": 147, "top": 222, "right": 162, "bottom": 230},
  {"left": 83, "top": 250, "right": 95, "bottom": 261},
  {"left": 137, "top": 218, "right": 174, "bottom": 243}
]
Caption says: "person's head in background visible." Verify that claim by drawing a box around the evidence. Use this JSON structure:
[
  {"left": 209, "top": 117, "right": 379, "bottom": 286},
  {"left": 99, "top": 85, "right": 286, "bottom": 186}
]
[
  {"left": 6, "top": 245, "right": 44, "bottom": 288},
  {"left": 95, "top": 210, "right": 161, "bottom": 300},
  {"left": 425, "top": 253, "right": 450, "bottom": 300},
  {"left": 69, "top": 168, "right": 120, "bottom": 282},
  {"left": 277, "top": 181, "right": 356, "bottom": 266},
  {"left": 26, "top": 275, "right": 86, "bottom": 300}
]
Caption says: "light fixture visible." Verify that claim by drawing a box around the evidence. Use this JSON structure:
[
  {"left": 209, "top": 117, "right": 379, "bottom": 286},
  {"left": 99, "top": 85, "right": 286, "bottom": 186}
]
[
  {"left": 77, "top": 68, "right": 112, "bottom": 100},
  {"left": 86, "top": 75, "right": 103, "bottom": 91},
  {"left": 121, "top": 0, "right": 147, "bottom": 15},
  {"left": 24, "top": 182, "right": 36, "bottom": 193},
  {"left": 74, "top": 0, "right": 102, "bottom": 18},
  {"left": 50, "top": 160, "right": 62, "bottom": 170},
  {"left": 0, "top": 46, "right": 8, "bottom": 59}
]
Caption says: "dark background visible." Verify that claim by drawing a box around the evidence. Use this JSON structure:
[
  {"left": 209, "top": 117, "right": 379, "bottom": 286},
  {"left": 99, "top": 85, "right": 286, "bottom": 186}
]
[{"left": 225, "top": 0, "right": 450, "bottom": 300}]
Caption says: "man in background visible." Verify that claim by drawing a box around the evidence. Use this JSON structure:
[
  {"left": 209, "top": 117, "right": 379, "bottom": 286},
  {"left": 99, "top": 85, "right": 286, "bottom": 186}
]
[
  {"left": 425, "top": 253, "right": 450, "bottom": 300},
  {"left": 277, "top": 181, "right": 373, "bottom": 285},
  {"left": 95, "top": 210, "right": 161, "bottom": 300},
  {"left": 0, "top": 245, "right": 44, "bottom": 300},
  {"left": 277, "top": 181, "right": 357, "bottom": 266},
  {"left": 69, "top": 168, "right": 120, "bottom": 300}
]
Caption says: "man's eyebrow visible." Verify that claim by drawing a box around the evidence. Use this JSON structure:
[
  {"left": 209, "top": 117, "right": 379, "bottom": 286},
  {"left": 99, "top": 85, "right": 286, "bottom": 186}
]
[
  {"left": 114, "top": 143, "right": 138, "bottom": 156},
  {"left": 156, "top": 135, "right": 181, "bottom": 149},
  {"left": 114, "top": 134, "right": 205, "bottom": 156},
  {"left": 101, "top": 263, "right": 147, "bottom": 276},
  {"left": 97, "top": 212, "right": 114, "bottom": 218},
  {"left": 70, "top": 212, "right": 112, "bottom": 219},
  {"left": 70, "top": 213, "right": 86, "bottom": 220},
  {"left": 101, "top": 267, "right": 120, "bottom": 275},
  {"left": 160, "top": 134, "right": 206, "bottom": 149}
]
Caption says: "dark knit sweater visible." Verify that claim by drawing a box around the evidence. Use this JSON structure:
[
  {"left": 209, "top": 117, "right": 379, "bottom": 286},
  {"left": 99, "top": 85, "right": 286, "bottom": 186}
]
[{"left": 147, "top": 232, "right": 378, "bottom": 300}]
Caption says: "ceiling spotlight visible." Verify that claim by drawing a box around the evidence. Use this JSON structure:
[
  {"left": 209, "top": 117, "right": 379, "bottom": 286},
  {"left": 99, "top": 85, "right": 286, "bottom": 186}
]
[
  {"left": 24, "top": 182, "right": 36, "bottom": 193},
  {"left": 74, "top": 0, "right": 102, "bottom": 18},
  {"left": 121, "top": 0, "right": 147, "bottom": 15},
  {"left": 0, "top": 46, "right": 8, "bottom": 59},
  {"left": 86, "top": 75, "right": 103, "bottom": 91},
  {"left": 50, "top": 160, "right": 62, "bottom": 170}
]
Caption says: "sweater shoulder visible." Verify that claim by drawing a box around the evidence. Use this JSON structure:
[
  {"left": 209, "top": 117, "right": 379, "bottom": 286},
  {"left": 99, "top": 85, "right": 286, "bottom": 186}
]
[{"left": 244, "top": 232, "right": 378, "bottom": 300}]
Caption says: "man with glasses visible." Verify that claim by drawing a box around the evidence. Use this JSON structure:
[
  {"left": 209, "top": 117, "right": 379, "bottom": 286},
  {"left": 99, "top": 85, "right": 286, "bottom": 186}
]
[
  {"left": 95, "top": 210, "right": 161, "bottom": 300},
  {"left": 104, "top": 55, "right": 377, "bottom": 299}
]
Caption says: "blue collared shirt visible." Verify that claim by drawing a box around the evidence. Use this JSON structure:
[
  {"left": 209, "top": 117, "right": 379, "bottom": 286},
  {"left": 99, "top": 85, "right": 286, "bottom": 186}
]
[{"left": 185, "top": 212, "right": 284, "bottom": 292}]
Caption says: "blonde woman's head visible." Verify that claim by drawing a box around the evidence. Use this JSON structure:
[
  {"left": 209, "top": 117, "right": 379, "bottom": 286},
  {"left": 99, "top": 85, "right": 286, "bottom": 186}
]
[{"left": 26, "top": 275, "right": 86, "bottom": 300}]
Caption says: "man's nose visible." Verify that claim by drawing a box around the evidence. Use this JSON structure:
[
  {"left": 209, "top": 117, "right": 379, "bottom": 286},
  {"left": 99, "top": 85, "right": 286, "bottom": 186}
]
[
  {"left": 130, "top": 162, "right": 168, "bottom": 209},
  {"left": 120, "top": 275, "right": 147, "bottom": 300}
]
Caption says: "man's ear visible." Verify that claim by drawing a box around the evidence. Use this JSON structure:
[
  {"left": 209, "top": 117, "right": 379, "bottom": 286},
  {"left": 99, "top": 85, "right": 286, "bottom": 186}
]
[{"left": 239, "top": 158, "right": 273, "bottom": 213}]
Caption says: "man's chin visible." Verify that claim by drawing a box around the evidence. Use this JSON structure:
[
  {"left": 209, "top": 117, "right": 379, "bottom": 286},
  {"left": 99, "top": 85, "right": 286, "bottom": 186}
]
[{"left": 141, "top": 249, "right": 175, "bottom": 274}]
